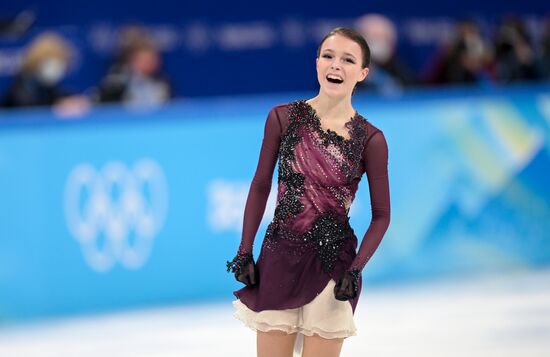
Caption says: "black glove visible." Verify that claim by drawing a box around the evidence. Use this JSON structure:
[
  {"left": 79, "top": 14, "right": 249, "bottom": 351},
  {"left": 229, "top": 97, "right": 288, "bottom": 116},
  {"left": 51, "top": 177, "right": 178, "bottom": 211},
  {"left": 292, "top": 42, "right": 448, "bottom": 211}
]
[
  {"left": 226, "top": 252, "right": 258, "bottom": 287},
  {"left": 334, "top": 268, "right": 361, "bottom": 301}
]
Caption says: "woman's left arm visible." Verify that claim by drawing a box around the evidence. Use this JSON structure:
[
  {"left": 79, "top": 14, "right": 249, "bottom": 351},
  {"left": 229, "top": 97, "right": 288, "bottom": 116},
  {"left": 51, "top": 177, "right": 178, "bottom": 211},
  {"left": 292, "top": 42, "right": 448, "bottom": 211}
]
[
  {"left": 350, "top": 129, "right": 391, "bottom": 272},
  {"left": 334, "top": 129, "right": 391, "bottom": 300}
]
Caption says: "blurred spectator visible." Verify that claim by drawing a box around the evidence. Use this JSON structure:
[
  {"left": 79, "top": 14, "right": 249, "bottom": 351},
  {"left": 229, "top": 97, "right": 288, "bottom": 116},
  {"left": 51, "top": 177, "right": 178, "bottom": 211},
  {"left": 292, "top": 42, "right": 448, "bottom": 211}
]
[
  {"left": 355, "top": 13, "right": 416, "bottom": 95},
  {"left": 104, "top": 25, "right": 150, "bottom": 79},
  {"left": 493, "top": 16, "right": 542, "bottom": 82},
  {"left": 1, "top": 32, "right": 88, "bottom": 110},
  {"left": 95, "top": 26, "right": 172, "bottom": 107},
  {"left": 427, "top": 18, "right": 494, "bottom": 85}
]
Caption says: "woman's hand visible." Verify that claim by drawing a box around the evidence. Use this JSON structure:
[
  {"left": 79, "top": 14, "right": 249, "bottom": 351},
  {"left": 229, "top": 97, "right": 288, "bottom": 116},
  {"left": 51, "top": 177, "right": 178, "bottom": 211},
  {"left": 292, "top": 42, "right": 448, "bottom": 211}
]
[
  {"left": 226, "top": 252, "right": 258, "bottom": 287},
  {"left": 334, "top": 268, "right": 361, "bottom": 301}
]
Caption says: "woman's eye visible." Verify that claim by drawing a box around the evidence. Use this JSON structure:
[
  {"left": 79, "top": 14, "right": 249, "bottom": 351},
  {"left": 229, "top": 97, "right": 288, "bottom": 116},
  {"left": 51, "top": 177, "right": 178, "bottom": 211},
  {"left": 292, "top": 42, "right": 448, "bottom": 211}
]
[
  {"left": 322, "top": 54, "right": 332, "bottom": 59},
  {"left": 345, "top": 58, "right": 355, "bottom": 64}
]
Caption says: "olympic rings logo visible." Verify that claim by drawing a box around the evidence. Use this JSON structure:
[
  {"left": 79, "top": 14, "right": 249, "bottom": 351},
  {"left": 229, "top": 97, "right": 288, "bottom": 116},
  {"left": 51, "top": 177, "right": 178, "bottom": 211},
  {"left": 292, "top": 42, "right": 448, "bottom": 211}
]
[{"left": 64, "top": 159, "right": 168, "bottom": 272}]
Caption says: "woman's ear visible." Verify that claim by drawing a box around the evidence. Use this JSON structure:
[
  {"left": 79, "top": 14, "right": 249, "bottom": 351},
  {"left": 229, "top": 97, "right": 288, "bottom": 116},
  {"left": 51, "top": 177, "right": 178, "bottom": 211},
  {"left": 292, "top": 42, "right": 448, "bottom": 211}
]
[{"left": 359, "top": 67, "right": 369, "bottom": 82}]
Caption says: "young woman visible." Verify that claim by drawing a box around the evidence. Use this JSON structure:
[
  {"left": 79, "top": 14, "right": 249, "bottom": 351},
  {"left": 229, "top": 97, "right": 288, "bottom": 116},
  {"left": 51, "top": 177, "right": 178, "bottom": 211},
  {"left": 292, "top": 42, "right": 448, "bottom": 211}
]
[{"left": 227, "top": 27, "right": 391, "bottom": 357}]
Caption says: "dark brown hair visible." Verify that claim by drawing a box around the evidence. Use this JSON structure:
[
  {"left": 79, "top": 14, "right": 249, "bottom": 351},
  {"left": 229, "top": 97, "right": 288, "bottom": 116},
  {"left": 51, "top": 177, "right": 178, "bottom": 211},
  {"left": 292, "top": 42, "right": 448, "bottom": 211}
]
[{"left": 317, "top": 27, "right": 371, "bottom": 69}]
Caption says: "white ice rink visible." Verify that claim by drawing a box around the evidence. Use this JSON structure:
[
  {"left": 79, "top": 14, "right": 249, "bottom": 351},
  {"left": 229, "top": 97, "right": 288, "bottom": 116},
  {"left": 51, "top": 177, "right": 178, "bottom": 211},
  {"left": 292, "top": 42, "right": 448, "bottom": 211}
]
[{"left": 1, "top": 268, "right": 549, "bottom": 357}]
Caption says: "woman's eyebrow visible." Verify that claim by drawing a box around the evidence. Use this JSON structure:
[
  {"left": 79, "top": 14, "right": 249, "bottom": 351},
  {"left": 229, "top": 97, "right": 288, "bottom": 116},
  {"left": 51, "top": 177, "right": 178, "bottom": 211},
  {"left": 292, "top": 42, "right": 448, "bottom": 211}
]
[{"left": 322, "top": 49, "right": 357, "bottom": 59}]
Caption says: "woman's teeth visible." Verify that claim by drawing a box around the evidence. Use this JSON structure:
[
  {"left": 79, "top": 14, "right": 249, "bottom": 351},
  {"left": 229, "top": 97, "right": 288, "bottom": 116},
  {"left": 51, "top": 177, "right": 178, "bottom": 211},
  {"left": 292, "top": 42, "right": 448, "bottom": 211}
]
[{"left": 326, "top": 74, "right": 344, "bottom": 84}]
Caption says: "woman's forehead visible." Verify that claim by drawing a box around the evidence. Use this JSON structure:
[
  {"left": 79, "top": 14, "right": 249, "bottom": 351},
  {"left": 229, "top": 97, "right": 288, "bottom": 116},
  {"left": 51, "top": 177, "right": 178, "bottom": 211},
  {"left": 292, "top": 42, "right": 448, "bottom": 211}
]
[{"left": 321, "top": 34, "right": 362, "bottom": 56}]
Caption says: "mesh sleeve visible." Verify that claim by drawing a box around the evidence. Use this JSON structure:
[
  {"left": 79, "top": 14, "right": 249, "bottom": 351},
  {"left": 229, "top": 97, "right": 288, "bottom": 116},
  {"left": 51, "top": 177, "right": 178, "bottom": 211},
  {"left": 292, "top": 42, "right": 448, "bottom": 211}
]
[
  {"left": 349, "top": 130, "right": 391, "bottom": 272},
  {"left": 237, "top": 107, "right": 282, "bottom": 255}
]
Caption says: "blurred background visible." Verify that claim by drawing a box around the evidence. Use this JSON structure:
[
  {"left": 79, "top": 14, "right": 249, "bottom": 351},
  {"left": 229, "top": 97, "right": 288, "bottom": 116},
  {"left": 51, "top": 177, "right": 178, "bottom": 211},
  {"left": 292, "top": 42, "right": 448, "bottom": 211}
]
[{"left": 0, "top": 1, "right": 549, "bottom": 356}]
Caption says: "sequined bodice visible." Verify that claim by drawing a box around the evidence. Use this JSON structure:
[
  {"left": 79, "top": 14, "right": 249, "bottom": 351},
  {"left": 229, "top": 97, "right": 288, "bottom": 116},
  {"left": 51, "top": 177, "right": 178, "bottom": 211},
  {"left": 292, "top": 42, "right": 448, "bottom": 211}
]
[{"left": 264, "top": 100, "right": 368, "bottom": 272}]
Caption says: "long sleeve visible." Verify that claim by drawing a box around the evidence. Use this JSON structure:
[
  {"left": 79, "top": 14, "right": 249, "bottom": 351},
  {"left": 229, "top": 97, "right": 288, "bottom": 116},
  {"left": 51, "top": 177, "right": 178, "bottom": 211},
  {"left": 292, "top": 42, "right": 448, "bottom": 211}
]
[
  {"left": 349, "top": 129, "right": 391, "bottom": 272},
  {"left": 237, "top": 107, "right": 283, "bottom": 256}
]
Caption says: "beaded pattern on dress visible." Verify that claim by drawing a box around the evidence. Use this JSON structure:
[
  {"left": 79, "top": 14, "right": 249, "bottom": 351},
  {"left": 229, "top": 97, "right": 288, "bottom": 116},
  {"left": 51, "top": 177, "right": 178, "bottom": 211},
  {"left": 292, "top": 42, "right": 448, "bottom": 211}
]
[{"left": 263, "top": 100, "right": 369, "bottom": 273}]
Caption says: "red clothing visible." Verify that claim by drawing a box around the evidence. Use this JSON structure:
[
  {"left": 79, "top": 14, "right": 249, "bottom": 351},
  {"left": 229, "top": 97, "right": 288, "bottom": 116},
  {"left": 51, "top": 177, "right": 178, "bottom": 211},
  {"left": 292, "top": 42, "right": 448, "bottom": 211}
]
[{"left": 233, "top": 100, "right": 390, "bottom": 314}]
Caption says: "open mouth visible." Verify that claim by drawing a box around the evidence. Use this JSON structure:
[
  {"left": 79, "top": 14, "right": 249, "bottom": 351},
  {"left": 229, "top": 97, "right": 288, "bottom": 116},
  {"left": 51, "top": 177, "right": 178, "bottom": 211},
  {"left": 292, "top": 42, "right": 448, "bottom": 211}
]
[{"left": 326, "top": 74, "right": 344, "bottom": 84}]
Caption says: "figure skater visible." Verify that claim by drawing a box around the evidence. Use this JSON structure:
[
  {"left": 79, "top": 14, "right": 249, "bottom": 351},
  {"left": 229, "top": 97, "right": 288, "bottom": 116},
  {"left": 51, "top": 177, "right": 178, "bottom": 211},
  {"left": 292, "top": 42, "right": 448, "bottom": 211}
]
[{"left": 227, "top": 27, "right": 391, "bottom": 357}]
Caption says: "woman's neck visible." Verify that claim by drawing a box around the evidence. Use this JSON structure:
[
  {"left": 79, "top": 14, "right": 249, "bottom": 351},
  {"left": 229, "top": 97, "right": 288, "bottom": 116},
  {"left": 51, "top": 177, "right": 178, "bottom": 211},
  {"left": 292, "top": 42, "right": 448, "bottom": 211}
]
[{"left": 306, "top": 92, "right": 355, "bottom": 121}]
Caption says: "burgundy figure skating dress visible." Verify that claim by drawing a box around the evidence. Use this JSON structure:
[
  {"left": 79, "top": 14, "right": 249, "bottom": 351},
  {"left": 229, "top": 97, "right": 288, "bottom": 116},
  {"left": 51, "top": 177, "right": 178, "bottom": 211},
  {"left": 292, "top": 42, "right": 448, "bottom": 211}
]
[{"left": 229, "top": 99, "right": 390, "bottom": 332}]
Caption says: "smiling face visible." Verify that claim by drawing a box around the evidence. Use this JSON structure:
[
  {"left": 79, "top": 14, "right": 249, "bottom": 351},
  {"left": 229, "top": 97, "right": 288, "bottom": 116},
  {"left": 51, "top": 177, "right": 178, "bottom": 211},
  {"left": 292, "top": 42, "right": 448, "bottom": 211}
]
[{"left": 316, "top": 33, "right": 369, "bottom": 98}]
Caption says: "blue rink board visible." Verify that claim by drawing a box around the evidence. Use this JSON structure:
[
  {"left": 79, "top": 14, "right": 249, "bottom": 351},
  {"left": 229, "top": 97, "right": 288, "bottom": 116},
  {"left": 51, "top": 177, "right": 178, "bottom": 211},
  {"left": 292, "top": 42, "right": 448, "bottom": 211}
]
[{"left": 1, "top": 84, "right": 549, "bottom": 322}]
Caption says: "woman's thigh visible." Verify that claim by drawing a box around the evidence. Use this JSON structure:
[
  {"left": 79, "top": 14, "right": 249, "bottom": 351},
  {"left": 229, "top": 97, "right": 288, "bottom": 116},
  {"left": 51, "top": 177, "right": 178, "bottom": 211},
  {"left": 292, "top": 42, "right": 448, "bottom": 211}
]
[
  {"left": 257, "top": 330, "right": 298, "bottom": 357},
  {"left": 302, "top": 334, "right": 344, "bottom": 357}
]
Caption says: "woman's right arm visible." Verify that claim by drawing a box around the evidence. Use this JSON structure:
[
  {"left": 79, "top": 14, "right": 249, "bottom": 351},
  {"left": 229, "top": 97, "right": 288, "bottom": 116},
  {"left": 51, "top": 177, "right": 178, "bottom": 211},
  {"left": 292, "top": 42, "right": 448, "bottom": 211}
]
[
  {"left": 227, "top": 106, "right": 284, "bottom": 284},
  {"left": 237, "top": 106, "right": 283, "bottom": 256}
]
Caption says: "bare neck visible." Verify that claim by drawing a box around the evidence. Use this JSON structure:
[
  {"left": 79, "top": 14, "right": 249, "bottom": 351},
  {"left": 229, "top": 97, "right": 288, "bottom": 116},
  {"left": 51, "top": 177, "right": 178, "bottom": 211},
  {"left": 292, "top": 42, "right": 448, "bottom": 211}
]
[{"left": 306, "top": 93, "right": 355, "bottom": 121}]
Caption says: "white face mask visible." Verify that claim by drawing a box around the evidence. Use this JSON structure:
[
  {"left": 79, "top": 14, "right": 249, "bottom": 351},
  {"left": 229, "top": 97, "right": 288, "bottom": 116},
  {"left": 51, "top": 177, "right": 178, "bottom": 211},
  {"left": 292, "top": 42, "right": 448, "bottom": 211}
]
[
  {"left": 36, "top": 58, "right": 66, "bottom": 85},
  {"left": 369, "top": 41, "right": 393, "bottom": 64}
]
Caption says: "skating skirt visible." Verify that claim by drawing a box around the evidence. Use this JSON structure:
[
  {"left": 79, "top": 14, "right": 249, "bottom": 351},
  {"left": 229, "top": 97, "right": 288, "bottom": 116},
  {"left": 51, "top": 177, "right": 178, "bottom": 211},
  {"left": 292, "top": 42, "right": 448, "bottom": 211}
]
[{"left": 232, "top": 278, "right": 357, "bottom": 339}]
